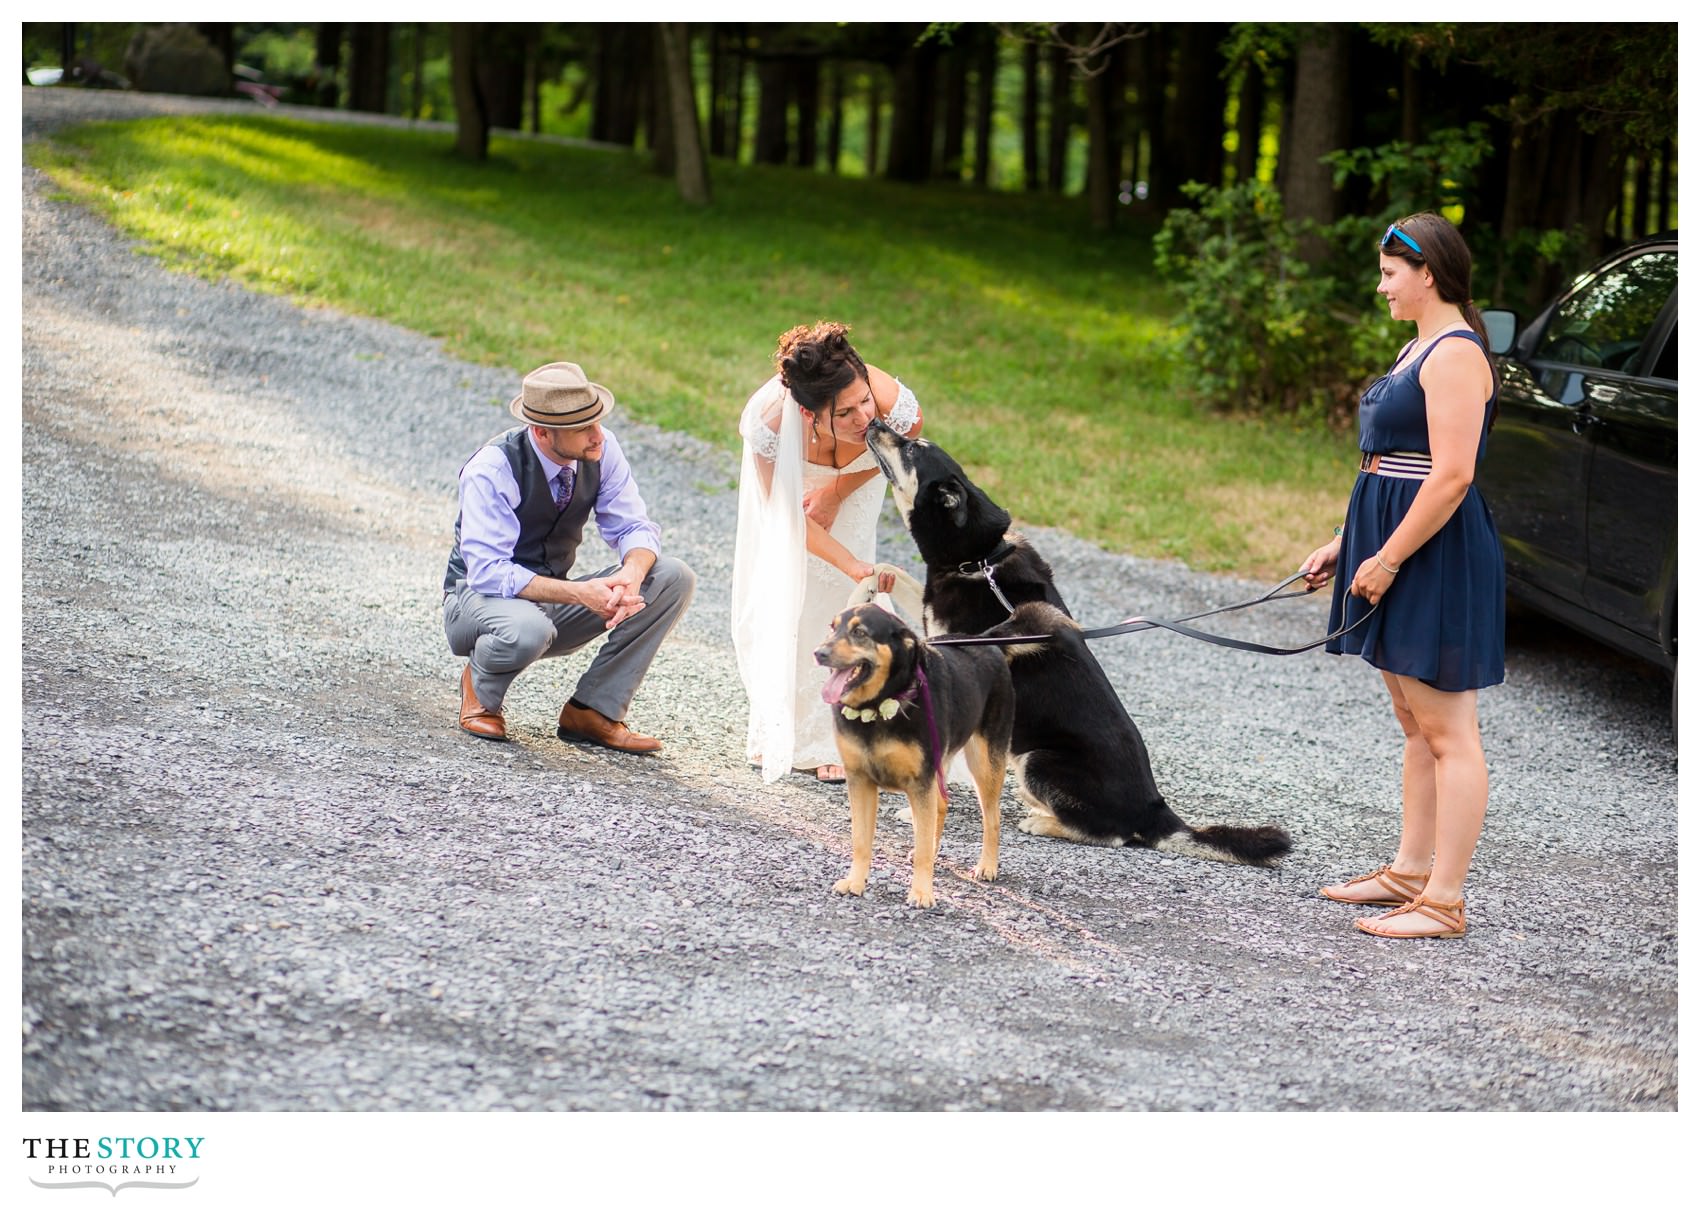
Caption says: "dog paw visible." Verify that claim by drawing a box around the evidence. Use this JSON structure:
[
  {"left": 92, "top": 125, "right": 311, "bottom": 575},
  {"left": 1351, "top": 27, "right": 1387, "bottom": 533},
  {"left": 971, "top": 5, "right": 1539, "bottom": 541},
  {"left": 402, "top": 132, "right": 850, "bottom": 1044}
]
[
  {"left": 970, "top": 861, "right": 998, "bottom": 881},
  {"left": 833, "top": 878, "right": 867, "bottom": 897},
  {"left": 1015, "top": 814, "right": 1044, "bottom": 836},
  {"left": 906, "top": 886, "right": 936, "bottom": 909}
]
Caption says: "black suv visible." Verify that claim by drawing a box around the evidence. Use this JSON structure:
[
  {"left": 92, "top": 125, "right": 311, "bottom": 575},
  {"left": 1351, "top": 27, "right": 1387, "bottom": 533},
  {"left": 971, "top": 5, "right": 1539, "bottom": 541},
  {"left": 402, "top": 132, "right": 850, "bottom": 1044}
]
[{"left": 1478, "top": 236, "right": 1677, "bottom": 708}]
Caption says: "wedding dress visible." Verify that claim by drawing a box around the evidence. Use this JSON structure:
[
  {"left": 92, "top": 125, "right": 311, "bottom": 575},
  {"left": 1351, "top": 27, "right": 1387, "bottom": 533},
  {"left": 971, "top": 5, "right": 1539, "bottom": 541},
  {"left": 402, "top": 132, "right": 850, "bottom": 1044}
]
[{"left": 731, "top": 373, "right": 921, "bottom": 782}]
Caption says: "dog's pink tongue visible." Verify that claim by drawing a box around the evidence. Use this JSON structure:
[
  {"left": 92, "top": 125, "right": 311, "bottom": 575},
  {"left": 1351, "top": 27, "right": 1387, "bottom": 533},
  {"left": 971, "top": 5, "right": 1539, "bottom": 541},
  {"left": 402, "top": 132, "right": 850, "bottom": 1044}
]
[{"left": 821, "top": 666, "right": 857, "bottom": 705}]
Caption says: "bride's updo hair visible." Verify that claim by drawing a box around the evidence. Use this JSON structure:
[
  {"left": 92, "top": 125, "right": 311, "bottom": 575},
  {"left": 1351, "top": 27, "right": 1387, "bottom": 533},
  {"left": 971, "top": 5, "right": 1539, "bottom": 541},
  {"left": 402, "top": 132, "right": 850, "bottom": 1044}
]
[{"left": 775, "top": 321, "right": 868, "bottom": 413}]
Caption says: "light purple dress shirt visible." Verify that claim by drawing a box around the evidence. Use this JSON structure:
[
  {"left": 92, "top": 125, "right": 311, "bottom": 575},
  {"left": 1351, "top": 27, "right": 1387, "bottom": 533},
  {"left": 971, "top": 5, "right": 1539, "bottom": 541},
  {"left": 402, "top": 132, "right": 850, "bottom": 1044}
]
[{"left": 457, "top": 428, "right": 662, "bottom": 598}]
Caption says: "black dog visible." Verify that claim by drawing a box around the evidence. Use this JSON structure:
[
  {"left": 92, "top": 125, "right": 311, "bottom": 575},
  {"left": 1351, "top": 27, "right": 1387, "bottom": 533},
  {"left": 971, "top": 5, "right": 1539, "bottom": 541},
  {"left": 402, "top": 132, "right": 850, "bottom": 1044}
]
[
  {"left": 864, "top": 420, "right": 1291, "bottom": 866},
  {"left": 814, "top": 602, "right": 1018, "bottom": 907}
]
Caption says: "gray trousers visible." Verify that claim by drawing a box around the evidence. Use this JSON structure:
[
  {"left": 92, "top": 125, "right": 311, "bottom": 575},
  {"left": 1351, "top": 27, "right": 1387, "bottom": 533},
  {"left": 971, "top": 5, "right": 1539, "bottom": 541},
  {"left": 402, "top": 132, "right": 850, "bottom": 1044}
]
[{"left": 444, "top": 556, "right": 696, "bottom": 722}]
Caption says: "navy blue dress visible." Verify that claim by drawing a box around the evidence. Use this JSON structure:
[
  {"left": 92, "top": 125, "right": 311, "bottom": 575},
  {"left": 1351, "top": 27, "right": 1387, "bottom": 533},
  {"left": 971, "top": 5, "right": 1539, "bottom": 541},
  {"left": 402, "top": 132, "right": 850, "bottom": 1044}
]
[{"left": 1326, "top": 330, "right": 1505, "bottom": 692}]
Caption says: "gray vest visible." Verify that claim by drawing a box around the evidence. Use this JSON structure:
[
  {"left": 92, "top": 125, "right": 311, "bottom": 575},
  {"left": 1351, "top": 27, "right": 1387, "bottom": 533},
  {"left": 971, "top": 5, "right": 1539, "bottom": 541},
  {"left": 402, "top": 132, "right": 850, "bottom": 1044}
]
[{"left": 443, "top": 427, "right": 602, "bottom": 592}]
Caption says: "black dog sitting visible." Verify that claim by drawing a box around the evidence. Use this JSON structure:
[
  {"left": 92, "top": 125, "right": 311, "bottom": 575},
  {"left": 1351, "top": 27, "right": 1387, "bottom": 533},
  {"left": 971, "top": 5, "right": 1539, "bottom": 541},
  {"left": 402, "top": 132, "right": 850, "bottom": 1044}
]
[
  {"left": 863, "top": 419, "right": 1291, "bottom": 867},
  {"left": 814, "top": 602, "right": 1019, "bottom": 908}
]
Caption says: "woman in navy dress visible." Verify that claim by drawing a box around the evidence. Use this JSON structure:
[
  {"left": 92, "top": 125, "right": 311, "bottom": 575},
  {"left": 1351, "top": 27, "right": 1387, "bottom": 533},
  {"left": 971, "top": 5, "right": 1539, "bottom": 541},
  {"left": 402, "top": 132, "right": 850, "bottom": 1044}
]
[{"left": 1300, "top": 212, "right": 1505, "bottom": 939}]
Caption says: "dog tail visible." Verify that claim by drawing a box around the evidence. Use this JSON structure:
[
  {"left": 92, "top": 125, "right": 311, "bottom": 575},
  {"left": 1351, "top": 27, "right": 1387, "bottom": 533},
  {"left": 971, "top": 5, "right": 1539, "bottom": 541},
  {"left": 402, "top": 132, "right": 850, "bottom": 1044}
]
[
  {"left": 1154, "top": 821, "right": 1292, "bottom": 867},
  {"left": 989, "top": 601, "right": 1075, "bottom": 662}
]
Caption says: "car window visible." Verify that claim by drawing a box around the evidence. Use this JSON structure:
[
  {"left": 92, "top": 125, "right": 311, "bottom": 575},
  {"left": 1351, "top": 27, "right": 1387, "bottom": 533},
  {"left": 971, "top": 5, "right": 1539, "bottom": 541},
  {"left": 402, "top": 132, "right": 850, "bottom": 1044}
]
[
  {"left": 1533, "top": 250, "right": 1677, "bottom": 373},
  {"left": 1649, "top": 320, "right": 1676, "bottom": 382}
]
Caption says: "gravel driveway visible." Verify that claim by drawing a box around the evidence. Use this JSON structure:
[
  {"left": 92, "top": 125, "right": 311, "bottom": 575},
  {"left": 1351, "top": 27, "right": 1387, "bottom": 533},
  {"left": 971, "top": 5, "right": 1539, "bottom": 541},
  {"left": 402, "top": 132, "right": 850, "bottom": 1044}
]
[{"left": 20, "top": 89, "right": 1677, "bottom": 1113}]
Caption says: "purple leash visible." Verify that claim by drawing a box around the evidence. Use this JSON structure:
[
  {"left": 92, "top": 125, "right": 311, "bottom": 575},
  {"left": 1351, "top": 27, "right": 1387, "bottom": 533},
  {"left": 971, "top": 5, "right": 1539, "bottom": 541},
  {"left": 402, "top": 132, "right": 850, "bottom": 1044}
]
[{"left": 910, "top": 658, "right": 949, "bottom": 806}]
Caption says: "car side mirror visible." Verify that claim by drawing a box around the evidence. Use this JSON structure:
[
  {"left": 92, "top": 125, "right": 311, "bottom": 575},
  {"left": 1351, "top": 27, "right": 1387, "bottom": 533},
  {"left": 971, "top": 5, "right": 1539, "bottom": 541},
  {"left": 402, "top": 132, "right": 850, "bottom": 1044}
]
[{"left": 1482, "top": 308, "right": 1520, "bottom": 355}]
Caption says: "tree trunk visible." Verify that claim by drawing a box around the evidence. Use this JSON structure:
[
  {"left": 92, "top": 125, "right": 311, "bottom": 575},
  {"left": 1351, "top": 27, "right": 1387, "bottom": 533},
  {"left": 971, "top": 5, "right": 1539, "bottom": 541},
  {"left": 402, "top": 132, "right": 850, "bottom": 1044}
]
[
  {"left": 1085, "top": 44, "right": 1126, "bottom": 230},
  {"left": 886, "top": 34, "right": 938, "bottom": 183},
  {"left": 1045, "top": 37, "right": 1070, "bottom": 192},
  {"left": 650, "top": 31, "right": 675, "bottom": 175},
  {"left": 709, "top": 26, "right": 747, "bottom": 161},
  {"left": 1232, "top": 64, "right": 1264, "bottom": 185},
  {"left": 727, "top": 30, "right": 746, "bottom": 162},
  {"left": 1138, "top": 26, "right": 1168, "bottom": 206},
  {"left": 1400, "top": 58, "right": 1419, "bottom": 144},
  {"left": 1157, "top": 23, "right": 1229, "bottom": 210},
  {"left": 1125, "top": 48, "right": 1144, "bottom": 202},
  {"left": 866, "top": 76, "right": 883, "bottom": 175},
  {"left": 939, "top": 40, "right": 969, "bottom": 181},
  {"left": 197, "top": 24, "right": 235, "bottom": 80},
  {"left": 795, "top": 56, "right": 820, "bottom": 169},
  {"left": 971, "top": 32, "right": 997, "bottom": 188},
  {"left": 450, "top": 23, "right": 489, "bottom": 162},
  {"left": 1631, "top": 148, "right": 1651, "bottom": 237},
  {"left": 410, "top": 24, "right": 425, "bottom": 120},
  {"left": 590, "top": 25, "right": 643, "bottom": 146},
  {"left": 826, "top": 63, "right": 844, "bottom": 173},
  {"left": 1021, "top": 40, "right": 1041, "bottom": 191},
  {"left": 1284, "top": 23, "right": 1349, "bottom": 262},
  {"left": 475, "top": 24, "right": 529, "bottom": 131},
  {"left": 349, "top": 22, "right": 390, "bottom": 114},
  {"left": 1611, "top": 166, "right": 1626, "bottom": 244},
  {"left": 1578, "top": 130, "right": 1622, "bottom": 260},
  {"left": 1655, "top": 138, "right": 1672, "bottom": 232},
  {"left": 658, "top": 23, "right": 711, "bottom": 205},
  {"left": 753, "top": 56, "right": 789, "bottom": 165},
  {"left": 526, "top": 36, "right": 540, "bottom": 134},
  {"left": 315, "top": 23, "right": 342, "bottom": 107},
  {"left": 708, "top": 27, "right": 728, "bottom": 157}
]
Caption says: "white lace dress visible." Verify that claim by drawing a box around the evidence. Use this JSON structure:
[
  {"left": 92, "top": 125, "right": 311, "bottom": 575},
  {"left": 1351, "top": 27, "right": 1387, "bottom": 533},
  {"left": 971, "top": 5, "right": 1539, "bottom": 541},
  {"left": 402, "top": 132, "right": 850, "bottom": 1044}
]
[{"left": 731, "top": 375, "right": 922, "bottom": 780}]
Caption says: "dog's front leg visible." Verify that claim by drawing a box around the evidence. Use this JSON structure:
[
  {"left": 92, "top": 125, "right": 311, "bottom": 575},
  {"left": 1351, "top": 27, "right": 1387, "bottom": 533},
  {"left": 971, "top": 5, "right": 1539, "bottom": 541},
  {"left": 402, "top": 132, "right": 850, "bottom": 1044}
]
[
  {"left": 905, "top": 787, "right": 942, "bottom": 908},
  {"left": 833, "top": 774, "right": 880, "bottom": 897}
]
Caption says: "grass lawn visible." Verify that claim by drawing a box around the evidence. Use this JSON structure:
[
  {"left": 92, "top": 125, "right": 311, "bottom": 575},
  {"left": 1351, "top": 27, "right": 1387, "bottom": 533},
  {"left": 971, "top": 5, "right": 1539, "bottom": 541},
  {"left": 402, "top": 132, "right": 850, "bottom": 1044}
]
[{"left": 31, "top": 115, "right": 1359, "bottom": 579}]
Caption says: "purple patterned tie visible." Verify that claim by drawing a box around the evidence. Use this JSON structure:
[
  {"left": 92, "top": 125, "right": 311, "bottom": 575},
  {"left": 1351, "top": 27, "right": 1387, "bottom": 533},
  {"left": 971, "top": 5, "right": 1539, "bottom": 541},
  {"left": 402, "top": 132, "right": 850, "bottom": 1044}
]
[{"left": 553, "top": 466, "right": 575, "bottom": 511}]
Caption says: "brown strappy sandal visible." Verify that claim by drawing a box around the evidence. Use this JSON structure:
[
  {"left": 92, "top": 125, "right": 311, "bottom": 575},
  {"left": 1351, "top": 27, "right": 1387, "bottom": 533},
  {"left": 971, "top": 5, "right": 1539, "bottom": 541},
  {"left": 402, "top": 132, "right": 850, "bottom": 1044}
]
[
  {"left": 1354, "top": 892, "right": 1467, "bottom": 939},
  {"left": 1318, "top": 864, "right": 1429, "bottom": 906}
]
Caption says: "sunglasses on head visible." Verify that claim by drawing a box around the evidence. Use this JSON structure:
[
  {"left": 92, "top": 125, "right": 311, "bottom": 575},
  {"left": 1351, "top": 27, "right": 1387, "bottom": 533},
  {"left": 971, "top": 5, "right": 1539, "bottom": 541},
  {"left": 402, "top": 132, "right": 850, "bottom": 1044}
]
[{"left": 1381, "top": 223, "right": 1423, "bottom": 256}]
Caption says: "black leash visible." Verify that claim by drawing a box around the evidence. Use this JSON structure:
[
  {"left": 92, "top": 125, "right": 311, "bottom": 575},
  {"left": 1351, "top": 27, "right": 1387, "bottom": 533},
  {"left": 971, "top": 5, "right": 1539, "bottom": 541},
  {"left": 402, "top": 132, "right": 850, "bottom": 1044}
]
[{"left": 928, "top": 569, "right": 1378, "bottom": 655}]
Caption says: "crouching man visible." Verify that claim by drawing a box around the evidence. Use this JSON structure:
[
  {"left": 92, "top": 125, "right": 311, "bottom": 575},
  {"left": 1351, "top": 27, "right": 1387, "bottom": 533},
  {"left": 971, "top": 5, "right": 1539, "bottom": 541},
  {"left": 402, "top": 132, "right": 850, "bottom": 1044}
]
[{"left": 444, "top": 360, "right": 695, "bottom": 751}]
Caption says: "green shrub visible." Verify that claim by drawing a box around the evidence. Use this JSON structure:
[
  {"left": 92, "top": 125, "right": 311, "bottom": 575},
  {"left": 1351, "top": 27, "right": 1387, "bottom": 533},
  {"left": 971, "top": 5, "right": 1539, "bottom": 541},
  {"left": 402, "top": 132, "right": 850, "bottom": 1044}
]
[
  {"left": 1153, "top": 179, "right": 1370, "bottom": 423},
  {"left": 1155, "top": 125, "right": 1563, "bottom": 423}
]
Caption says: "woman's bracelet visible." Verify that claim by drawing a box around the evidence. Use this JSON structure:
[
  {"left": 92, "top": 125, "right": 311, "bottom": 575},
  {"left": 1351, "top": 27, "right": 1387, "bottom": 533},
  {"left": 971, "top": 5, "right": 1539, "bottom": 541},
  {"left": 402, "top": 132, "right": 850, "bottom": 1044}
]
[{"left": 1374, "top": 552, "right": 1401, "bottom": 575}]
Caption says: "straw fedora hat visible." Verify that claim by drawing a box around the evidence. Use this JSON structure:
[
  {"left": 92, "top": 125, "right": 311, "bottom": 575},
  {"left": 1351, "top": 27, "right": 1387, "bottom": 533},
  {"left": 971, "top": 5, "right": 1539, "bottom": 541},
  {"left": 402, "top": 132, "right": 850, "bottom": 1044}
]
[{"left": 508, "top": 361, "right": 615, "bottom": 429}]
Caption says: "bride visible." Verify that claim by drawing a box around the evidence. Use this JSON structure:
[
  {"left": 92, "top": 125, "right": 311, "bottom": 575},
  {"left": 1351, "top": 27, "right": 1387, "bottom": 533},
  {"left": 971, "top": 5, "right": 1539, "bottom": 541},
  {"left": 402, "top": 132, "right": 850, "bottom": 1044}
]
[{"left": 731, "top": 321, "right": 924, "bottom": 783}]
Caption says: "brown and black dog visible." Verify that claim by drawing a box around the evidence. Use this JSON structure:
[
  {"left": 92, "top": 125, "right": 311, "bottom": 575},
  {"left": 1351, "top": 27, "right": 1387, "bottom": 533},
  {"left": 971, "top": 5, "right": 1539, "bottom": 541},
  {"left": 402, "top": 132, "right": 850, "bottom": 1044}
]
[{"left": 814, "top": 601, "right": 1032, "bottom": 908}]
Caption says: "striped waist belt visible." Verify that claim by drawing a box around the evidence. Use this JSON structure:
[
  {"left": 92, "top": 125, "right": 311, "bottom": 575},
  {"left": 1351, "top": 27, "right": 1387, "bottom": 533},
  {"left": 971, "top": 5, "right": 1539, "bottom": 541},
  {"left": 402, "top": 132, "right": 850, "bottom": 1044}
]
[{"left": 1361, "top": 450, "right": 1431, "bottom": 479}]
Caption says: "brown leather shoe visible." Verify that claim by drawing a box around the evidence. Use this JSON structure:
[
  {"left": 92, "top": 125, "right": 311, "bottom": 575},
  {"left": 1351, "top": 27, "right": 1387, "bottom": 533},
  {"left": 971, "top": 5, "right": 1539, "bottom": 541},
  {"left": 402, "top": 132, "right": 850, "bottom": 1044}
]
[
  {"left": 458, "top": 664, "right": 508, "bottom": 741},
  {"left": 556, "top": 702, "right": 661, "bottom": 753}
]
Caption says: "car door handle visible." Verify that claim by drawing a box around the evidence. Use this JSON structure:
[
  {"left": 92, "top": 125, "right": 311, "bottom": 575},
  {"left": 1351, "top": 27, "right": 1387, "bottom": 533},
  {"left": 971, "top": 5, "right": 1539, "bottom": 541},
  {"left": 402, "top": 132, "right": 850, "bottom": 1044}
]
[{"left": 1588, "top": 382, "right": 1621, "bottom": 405}]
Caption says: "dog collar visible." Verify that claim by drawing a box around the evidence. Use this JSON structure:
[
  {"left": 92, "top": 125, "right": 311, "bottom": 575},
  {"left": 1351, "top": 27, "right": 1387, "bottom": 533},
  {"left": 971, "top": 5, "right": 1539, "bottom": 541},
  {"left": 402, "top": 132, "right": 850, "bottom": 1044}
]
[
  {"left": 953, "top": 539, "right": 1018, "bottom": 616},
  {"left": 953, "top": 539, "right": 1017, "bottom": 578},
  {"left": 839, "top": 695, "right": 909, "bottom": 723}
]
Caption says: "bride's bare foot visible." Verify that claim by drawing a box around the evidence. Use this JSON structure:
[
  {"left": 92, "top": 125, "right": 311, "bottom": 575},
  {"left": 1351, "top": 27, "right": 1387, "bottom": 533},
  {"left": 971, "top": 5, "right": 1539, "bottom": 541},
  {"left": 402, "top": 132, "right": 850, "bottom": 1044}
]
[
  {"left": 816, "top": 764, "right": 846, "bottom": 783},
  {"left": 1319, "top": 864, "right": 1429, "bottom": 906}
]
